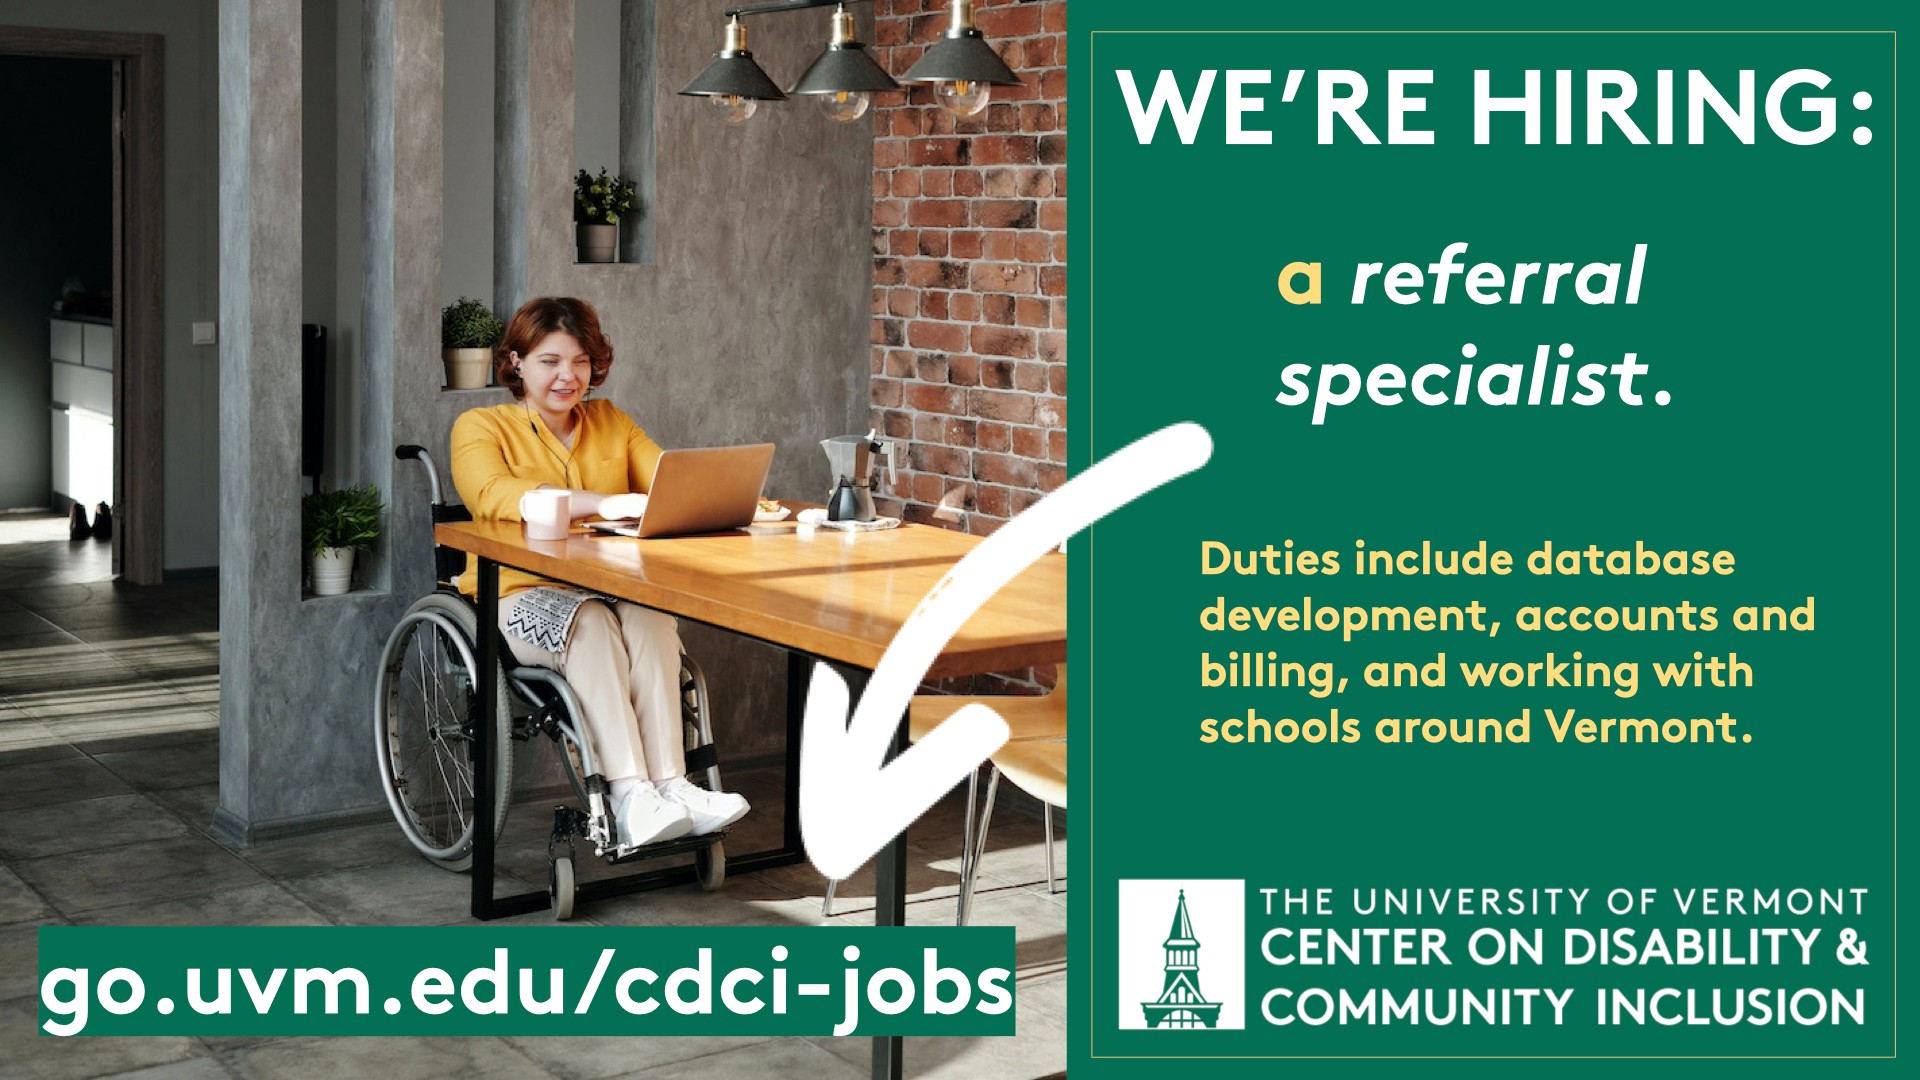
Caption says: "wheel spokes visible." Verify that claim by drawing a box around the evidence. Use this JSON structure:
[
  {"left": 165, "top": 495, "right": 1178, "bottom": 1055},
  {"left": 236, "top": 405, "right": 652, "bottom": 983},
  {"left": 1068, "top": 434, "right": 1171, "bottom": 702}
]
[
  {"left": 388, "top": 620, "right": 478, "bottom": 849},
  {"left": 377, "top": 607, "right": 509, "bottom": 866}
]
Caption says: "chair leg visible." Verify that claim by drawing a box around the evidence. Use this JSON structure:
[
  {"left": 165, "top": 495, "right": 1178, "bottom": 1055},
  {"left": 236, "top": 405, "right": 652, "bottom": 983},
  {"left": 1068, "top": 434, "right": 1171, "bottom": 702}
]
[
  {"left": 822, "top": 879, "right": 836, "bottom": 918},
  {"left": 961, "top": 767, "right": 1000, "bottom": 926},
  {"left": 970, "top": 768, "right": 997, "bottom": 875},
  {"left": 1043, "top": 802, "right": 1057, "bottom": 894},
  {"left": 953, "top": 764, "right": 980, "bottom": 925}
]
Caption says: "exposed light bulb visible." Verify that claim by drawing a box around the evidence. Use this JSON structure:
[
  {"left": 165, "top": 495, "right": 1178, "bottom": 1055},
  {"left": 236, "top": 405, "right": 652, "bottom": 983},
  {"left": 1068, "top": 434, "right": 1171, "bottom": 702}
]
[
  {"left": 934, "top": 78, "right": 989, "bottom": 118},
  {"left": 713, "top": 94, "right": 758, "bottom": 125},
  {"left": 817, "top": 88, "right": 871, "bottom": 123}
]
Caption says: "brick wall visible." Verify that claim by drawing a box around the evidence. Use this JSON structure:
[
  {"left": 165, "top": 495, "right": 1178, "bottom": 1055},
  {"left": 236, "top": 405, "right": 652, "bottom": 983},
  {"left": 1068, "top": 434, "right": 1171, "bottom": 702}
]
[{"left": 868, "top": 0, "right": 1067, "bottom": 556}]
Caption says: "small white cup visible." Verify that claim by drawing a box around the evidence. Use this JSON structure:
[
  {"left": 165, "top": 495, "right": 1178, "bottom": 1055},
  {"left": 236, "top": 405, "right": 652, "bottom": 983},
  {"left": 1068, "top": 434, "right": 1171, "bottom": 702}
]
[{"left": 521, "top": 489, "right": 571, "bottom": 541}]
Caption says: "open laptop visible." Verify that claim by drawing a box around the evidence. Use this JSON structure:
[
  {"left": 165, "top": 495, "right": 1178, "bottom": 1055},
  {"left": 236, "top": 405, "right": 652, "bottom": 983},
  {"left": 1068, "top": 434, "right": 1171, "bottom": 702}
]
[{"left": 586, "top": 443, "right": 776, "bottom": 538}]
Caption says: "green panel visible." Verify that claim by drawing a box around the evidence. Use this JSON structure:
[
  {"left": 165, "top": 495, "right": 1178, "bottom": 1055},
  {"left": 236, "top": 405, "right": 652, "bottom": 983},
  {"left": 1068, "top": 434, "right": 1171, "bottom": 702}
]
[{"left": 1072, "top": 5, "right": 1904, "bottom": 1076}]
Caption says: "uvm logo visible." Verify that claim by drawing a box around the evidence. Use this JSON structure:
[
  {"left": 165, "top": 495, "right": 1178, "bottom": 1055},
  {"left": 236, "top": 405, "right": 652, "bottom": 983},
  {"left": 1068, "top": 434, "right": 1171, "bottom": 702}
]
[
  {"left": 1118, "top": 879, "right": 1245, "bottom": 1030},
  {"left": 1142, "top": 889, "right": 1222, "bottom": 1028}
]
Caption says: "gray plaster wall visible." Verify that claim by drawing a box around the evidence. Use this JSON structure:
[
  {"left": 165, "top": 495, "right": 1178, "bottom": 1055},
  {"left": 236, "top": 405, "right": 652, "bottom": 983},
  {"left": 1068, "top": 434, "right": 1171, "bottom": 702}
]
[
  {"left": 0, "top": 0, "right": 223, "bottom": 569},
  {"left": 509, "top": 0, "right": 875, "bottom": 491},
  {"left": 572, "top": 0, "right": 618, "bottom": 177},
  {"left": 443, "top": 0, "right": 493, "bottom": 308},
  {"left": 217, "top": 0, "right": 872, "bottom": 838},
  {"left": 299, "top": 0, "right": 340, "bottom": 483},
  {"left": 301, "top": 0, "right": 377, "bottom": 491},
  {"left": 0, "top": 56, "right": 111, "bottom": 510},
  {"left": 485, "top": 0, "right": 875, "bottom": 767},
  {"left": 332, "top": 0, "right": 368, "bottom": 489}
]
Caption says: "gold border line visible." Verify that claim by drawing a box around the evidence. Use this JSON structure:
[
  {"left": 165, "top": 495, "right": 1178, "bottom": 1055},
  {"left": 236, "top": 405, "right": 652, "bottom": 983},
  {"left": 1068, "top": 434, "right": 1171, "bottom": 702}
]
[{"left": 1084, "top": 26, "right": 1899, "bottom": 1062}]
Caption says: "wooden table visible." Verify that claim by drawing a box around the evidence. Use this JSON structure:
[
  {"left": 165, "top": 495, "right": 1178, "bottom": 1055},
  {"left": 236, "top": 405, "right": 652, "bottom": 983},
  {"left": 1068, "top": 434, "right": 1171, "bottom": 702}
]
[{"left": 434, "top": 510, "right": 1066, "bottom": 1080}]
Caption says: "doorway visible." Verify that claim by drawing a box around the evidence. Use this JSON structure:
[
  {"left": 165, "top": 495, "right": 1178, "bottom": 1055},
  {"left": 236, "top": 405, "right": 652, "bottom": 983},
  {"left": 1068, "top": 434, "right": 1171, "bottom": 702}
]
[{"left": 0, "top": 25, "right": 164, "bottom": 586}]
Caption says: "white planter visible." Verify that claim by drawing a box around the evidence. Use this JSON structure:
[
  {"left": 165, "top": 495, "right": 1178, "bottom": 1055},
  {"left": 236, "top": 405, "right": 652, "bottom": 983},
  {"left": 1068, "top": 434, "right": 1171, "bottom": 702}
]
[{"left": 310, "top": 547, "right": 356, "bottom": 596}]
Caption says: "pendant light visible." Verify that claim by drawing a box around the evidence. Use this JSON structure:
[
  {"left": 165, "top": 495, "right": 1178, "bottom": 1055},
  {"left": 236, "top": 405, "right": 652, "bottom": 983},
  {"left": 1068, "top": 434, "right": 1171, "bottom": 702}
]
[
  {"left": 790, "top": 4, "right": 899, "bottom": 123},
  {"left": 682, "top": 0, "right": 1022, "bottom": 126},
  {"left": 677, "top": 15, "right": 786, "bottom": 125},
  {"left": 898, "top": 0, "right": 1021, "bottom": 118}
]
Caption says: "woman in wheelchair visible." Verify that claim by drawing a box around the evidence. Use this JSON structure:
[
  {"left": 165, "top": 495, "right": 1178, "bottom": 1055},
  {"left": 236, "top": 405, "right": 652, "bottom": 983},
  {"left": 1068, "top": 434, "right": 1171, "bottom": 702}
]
[{"left": 449, "top": 295, "right": 749, "bottom": 852}]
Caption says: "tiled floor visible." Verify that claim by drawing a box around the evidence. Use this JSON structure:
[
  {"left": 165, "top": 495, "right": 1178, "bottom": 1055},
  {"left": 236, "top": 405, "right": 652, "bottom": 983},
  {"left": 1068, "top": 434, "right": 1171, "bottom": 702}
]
[
  {"left": 0, "top": 513, "right": 114, "bottom": 588},
  {"left": 0, "top": 535, "right": 1068, "bottom": 1079}
]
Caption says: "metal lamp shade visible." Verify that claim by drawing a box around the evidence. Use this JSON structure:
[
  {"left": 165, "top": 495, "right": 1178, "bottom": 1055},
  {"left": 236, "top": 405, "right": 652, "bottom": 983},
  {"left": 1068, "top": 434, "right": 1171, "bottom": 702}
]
[
  {"left": 679, "top": 52, "right": 787, "bottom": 101},
  {"left": 899, "top": 30, "right": 1021, "bottom": 87},
  {"left": 791, "top": 43, "right": 899, "bottom": 95}
]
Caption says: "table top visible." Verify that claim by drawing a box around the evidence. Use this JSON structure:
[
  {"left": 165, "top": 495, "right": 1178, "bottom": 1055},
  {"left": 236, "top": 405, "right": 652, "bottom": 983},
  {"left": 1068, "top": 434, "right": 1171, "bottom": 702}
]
[{"left": 435, "top": 509, "right": 1066, "bottom": 678}]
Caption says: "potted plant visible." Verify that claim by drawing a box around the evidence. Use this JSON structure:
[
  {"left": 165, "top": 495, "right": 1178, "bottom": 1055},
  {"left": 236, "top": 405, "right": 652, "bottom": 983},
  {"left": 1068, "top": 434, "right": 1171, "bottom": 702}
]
[
  {"left": 574, "top": 167, "right": 636, "bottom": 263},
  {"left": 441, "top": 297, "right": 503, "bottom": 390},
  {"left": 303, "top": 484, "right": 383, "bottom": 596}
]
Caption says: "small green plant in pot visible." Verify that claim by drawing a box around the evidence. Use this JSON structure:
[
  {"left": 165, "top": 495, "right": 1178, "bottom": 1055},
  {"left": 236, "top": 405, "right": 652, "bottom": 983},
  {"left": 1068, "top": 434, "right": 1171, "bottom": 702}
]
[
  {"left": 303, "top": 484, "right": 383, "bottom": 596},
  {"left": 442, "top": 297, "right": 503, "bottom": 390},
  {"left": 574, "top": 167, "right": 637, "bottom": 263}
]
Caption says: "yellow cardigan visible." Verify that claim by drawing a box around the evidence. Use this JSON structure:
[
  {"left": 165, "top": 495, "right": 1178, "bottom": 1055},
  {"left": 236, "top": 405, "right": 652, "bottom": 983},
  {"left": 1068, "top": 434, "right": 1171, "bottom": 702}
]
[{"left": 450, "top": 399, "right": 665, "bottom": 599}]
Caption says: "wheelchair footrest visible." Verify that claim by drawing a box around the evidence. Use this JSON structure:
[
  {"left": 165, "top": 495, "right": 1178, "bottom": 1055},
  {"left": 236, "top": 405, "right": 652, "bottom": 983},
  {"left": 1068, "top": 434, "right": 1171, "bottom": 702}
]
[{"left": 603, "top": 827, "right": 728, "bottom": 866}]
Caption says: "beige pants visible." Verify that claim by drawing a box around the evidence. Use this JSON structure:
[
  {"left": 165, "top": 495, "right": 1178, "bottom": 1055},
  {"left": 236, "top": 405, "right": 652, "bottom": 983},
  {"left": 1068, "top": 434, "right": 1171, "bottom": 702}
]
[{"left": 500, "top": 599, "right": 683, "bottom": 783}]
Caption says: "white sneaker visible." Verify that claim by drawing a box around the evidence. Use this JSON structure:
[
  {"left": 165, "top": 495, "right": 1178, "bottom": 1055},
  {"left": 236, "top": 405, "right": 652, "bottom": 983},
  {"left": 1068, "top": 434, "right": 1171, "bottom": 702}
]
[
  {"left": 615, "top": 783, "right": 694, "bottom": 850},
  {"left": 657, "top": 776, "right": 749, "bottom": 835}
]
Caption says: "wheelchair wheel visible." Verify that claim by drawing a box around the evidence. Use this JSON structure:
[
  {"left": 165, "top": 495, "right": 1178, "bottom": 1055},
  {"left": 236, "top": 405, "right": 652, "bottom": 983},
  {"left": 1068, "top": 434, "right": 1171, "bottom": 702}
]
[
  {"left": 374, "top": 592, "right": 513, "bottom": 871},
  {"left": 696, "top": 840, "right": 726, "bottom": 892},
  {"left": 550, "top": 852, "right": 576, "bottom": 920}
]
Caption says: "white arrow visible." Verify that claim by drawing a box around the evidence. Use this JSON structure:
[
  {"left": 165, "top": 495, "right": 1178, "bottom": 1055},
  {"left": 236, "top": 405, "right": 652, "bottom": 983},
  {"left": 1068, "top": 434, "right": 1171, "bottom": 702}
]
[{"left": 800, "top": 422, "right": 1214, "bottom": 880}]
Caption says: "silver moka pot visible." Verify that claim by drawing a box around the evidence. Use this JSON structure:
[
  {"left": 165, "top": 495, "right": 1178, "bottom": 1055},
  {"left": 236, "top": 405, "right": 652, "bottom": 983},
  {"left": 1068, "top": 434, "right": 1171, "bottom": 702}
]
[{"left": 821, "top": 430, "right": 902, "bottom": 522}]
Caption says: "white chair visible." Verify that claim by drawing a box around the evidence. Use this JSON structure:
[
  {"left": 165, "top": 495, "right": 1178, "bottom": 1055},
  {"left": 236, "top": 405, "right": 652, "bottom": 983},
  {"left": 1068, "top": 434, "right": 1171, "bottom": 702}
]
[
  {"left": 822, "top": 666, "right": 1067, "bottom": 923},
  {"left": 961, "top": 736, "right": 1066, "bottom": 922}
]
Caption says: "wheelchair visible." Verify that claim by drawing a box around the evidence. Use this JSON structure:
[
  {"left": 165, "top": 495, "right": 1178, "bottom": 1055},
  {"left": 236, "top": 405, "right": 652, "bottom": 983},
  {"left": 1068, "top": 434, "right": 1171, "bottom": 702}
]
[{"left": 373, "top": 445, "right": 728, "bottom": 919}]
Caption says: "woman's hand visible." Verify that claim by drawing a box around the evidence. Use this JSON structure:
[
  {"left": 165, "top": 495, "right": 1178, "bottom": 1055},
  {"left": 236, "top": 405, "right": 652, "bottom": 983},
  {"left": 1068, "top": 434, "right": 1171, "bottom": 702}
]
[
  {"left": 596, "top": 492, "right": 649, "bottom": 520},
  {"left": 521, "top": 488, "right": 648, "bottom": 521}
]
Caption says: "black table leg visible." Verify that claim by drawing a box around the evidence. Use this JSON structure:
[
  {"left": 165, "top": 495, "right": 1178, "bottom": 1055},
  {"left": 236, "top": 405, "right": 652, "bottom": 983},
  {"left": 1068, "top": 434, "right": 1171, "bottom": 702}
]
[
  {"left": 873, "top": 709, "right": 908, "bottom": 1080},
  {"left": 785, "top": 651, "right": 809, "bottom": 857},
  {"left": 472, "top": 558, "right": 499, "bottom": 919},
  {"left": 874, "top": 711, "right": 909, "bottom": 929}
]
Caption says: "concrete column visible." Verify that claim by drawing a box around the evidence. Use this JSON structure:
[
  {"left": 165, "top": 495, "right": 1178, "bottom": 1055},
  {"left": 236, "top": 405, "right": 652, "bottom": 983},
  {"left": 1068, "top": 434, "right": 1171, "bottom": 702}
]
[
  {"left": 618, "top": 0, "right": 657, "bottom": 265},
  {"left": 215, "top": 0, "right": 303, "bottom": 842},
  {"left": 359, "top": 0, "right": 396, "bottom": 587},
  {"left": 216, "top": 0, "right": 446, "bottom": 844},
  {"left": 361, "top": 0, "right": 445, "bottom": 592},
  {"left": 525, "top": 0, "right": 575, "bottom": 291},
  {"left": 493, "top": 0, "right": 530, "bottom": 312},
  {"left": 389, "top": 0, "right": 448, "bottom": 522}
]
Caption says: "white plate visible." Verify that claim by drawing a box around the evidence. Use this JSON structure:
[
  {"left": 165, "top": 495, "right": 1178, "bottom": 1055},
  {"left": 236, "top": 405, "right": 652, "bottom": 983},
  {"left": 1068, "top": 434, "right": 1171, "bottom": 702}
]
[{"left": 753, "top": 506, "right": 792, "bottom": 522}]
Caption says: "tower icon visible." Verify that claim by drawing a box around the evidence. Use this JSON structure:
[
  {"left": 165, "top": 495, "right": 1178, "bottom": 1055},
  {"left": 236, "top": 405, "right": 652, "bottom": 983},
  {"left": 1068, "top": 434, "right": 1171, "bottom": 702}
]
[{"left": 1140, "top": 888, "right": 1222, "bottom": 1028}]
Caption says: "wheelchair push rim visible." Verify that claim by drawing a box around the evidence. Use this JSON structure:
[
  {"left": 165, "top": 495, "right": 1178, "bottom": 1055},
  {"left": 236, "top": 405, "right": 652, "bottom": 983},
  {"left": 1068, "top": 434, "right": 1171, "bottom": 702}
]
[{"left": 373, "top": 594, "right": 512, "bottom": 870}]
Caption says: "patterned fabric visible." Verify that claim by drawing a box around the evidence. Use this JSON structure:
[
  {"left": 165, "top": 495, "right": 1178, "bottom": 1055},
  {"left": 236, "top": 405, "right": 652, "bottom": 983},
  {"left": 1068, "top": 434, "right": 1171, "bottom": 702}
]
[{"left": 504, "top": 587, "right": 615, "bottom": 654}]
